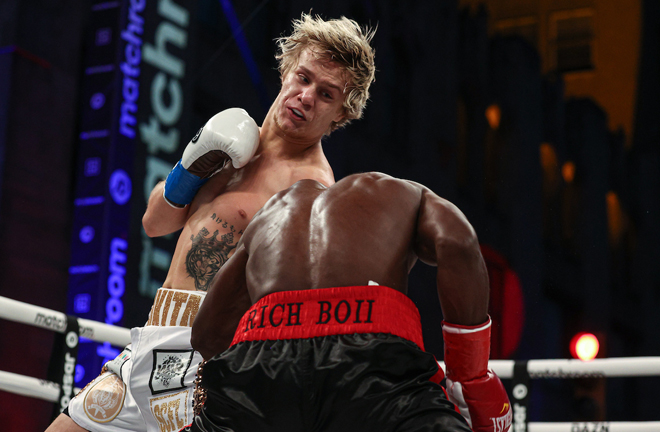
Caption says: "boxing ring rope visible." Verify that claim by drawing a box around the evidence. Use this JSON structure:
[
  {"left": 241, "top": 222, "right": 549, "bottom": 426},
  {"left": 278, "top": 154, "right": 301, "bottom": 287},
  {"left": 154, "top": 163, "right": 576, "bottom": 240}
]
[
  {"left": 0, "top": 295, "right": 131, "bottom": 403},
  {"left": 445, "top": 357, "right": 660, "bottom": 379},
  {"left": 1, "top": 296, "right": 659, "bottom": 431},
  {"left": 527, "top": 423, "right": 660, "bottom": 432},
  {"left": 0, "top": 295, "right": 130, "bottom": 347},
  {"left": 0, "top": 370, "right": 67, "bottom": 403}
]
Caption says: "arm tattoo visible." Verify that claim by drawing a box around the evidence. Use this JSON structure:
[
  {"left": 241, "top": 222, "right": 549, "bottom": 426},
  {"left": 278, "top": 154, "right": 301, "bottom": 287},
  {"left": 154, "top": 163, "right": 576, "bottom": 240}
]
[{"left": 186, "top": 227, "right": 237, "bottom": 291}]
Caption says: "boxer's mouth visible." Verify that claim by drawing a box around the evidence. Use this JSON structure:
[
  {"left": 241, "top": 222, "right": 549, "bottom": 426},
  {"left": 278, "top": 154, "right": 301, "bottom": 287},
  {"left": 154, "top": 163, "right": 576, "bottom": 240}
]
[{"left": 290, "top": 107, "right": 306, "bottom": 121}]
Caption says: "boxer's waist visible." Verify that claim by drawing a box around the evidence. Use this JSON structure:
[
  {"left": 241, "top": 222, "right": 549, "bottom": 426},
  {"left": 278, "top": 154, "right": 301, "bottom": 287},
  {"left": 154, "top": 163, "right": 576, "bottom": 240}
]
[
  {"left": 231, "top": 286, "right": 425, "bottom": 350},
  {"left": 146, "top": 288, "right": 206, "bottom": 327}
]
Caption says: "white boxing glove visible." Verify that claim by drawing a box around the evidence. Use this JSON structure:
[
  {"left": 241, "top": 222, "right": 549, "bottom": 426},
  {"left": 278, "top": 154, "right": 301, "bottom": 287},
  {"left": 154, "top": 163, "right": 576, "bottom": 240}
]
[
  {"left": 183, "top": 108, "right": 260, "bottom": 172},
  {"left": 164, "top": 108, "right": 260, "bottom": 208}
]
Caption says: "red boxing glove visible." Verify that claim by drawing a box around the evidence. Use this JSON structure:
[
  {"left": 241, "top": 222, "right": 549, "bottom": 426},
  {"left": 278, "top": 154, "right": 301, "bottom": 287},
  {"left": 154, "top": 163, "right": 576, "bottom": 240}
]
[{"left": 443, "top": 317, "right": 512, "bottom": 432}]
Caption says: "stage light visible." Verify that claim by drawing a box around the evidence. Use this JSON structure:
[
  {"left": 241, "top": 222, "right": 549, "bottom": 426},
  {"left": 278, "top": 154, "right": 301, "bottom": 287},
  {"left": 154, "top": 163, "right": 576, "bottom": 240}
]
[
  {"left": 485, "top": 104, "right": 501, "bottom": 130},
  {"left": 562, "top": 161, "right": 576, "bottom": 183},
  {"left": 568, "top": 332, "right": 606, "bottom": 420},
  {"left": 570, "top": 332, "right": 599, "bottom": 361}
]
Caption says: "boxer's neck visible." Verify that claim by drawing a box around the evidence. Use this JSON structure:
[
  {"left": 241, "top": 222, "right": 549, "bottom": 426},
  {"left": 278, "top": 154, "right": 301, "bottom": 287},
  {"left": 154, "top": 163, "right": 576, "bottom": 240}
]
[{"left": 259, "top": 107, "right": 326, "bottom": 159}]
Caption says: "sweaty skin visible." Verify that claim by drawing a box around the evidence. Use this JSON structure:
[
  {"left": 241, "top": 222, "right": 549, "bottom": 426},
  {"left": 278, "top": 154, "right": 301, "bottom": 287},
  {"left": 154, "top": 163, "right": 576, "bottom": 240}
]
[
  {"left": 159, "top": 151, "right": 334, "bottom": 292},
  {"left": 192, "top": 172, "right": 490, "bottom": 359},
  {"left": 142, "top": 47, "right": 344, "bottom": 293}
]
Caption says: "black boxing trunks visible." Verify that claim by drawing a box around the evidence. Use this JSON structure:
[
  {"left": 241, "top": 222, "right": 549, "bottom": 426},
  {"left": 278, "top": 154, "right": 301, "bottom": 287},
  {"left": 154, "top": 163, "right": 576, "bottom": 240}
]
[{"left": 189, "top": 285, "right": 471, "bottom": 432}]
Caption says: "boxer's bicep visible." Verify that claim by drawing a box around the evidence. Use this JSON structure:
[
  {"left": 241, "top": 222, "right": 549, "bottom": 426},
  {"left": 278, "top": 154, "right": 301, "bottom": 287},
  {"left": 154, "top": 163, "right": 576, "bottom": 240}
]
[
  {"left": 415, "top": 189, "right": 489, "bottom": 325},
  {"left": 414, "top": 189, "right": 472, "bottom": 264}
]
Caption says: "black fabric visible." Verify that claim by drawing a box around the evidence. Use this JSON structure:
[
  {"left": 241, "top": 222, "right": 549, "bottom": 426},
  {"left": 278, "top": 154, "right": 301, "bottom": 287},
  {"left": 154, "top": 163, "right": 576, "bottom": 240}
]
[
  {"left": 191, "top": 333, "right": 471, "bottom": 432},
  {"left": 47, "top": 315, "right": 79, "bottom": 420}
]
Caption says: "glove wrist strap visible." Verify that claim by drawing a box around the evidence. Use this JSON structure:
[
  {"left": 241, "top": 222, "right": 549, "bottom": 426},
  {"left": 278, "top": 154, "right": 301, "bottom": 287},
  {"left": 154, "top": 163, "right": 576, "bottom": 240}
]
[
  {"left": 163, "top": 160, "right": 208, "bottom": 207},
  {"left": 442, "top": 316, "right": 491, "bottom": 382}
]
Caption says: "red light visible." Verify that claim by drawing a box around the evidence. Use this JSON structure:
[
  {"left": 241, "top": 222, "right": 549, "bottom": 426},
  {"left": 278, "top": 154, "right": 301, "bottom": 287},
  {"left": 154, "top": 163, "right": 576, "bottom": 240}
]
[{"left": 570, "top": 333, "right": 600, "bottom": 361}]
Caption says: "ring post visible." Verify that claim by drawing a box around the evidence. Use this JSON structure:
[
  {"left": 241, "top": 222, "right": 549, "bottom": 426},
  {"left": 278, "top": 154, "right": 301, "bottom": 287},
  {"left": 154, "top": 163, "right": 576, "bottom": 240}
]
[
  {"left": 46, "top": 314, "right": 79, "bottom": 420},
  {"left": 511, "top": 360, "right": 530, "bottom": 431}
]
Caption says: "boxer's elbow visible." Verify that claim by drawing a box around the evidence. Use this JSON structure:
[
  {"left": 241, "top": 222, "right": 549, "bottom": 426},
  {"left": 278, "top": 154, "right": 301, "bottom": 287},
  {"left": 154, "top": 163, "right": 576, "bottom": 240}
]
[
  {"left": 142, "top": 211, "right": 185, "bottom": 238},
  {"left": 142, "top": 191, "right": 188, "bottom": 237},
  {"left": 142, "top": 208, "right": 165, "bottom": 238},
  {"left": 142, "top": 215, "right": 159, "bottom": 238}
]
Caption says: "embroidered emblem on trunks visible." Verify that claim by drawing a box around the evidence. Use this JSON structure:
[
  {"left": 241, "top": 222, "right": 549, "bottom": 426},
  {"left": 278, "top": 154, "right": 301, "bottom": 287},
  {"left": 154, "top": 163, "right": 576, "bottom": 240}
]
[
  {"left": 149, "top": 349, "right": 194, "bottom": 395},
  {"left": 83, "top": 373, "right": 126, "bottom": 423},
  {"left": 149, "top": 388, "right": 191, "bottom": 432}
]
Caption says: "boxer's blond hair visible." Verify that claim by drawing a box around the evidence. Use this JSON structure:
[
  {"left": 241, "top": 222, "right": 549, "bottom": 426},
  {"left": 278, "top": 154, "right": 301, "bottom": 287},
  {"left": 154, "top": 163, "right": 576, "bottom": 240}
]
[{"left": 276, "top": 13, "right": 376, "bottom": 131}]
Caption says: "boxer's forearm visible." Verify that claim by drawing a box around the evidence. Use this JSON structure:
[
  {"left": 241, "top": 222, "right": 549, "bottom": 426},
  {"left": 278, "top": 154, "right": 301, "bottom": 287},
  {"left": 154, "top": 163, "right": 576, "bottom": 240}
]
[
  {"left": 414, "top": 187, "right": 489, "bottom": 326},
  {"left": 192, "top": 245, "right": 251, "bottom": 359},
  {"left": 435, "top": 235, "right": 489, "bottom": 326},
  {"left": 144, "top": 108, "right": 259, "bottom": 238},
  {"left": 192, "top": 322, "right": 236, "bottom": 360},
  {"left": 192, "top": 292, "right": 251, "bottom": 359},
  {"left": 142, "top": 181, "right": 190, "bottom": 237}
]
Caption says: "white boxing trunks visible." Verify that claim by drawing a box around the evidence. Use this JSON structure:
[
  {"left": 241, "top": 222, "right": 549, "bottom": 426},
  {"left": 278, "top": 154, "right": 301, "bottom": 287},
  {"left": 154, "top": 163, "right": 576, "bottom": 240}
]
[{"left": 67, "top": 288, "right": 206, "bottom": 432}]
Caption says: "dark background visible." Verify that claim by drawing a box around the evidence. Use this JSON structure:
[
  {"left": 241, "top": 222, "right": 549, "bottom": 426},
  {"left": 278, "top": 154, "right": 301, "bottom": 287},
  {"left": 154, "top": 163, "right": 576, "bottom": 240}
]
[{"left": 0, "top": 0, "right": 658, "bottom": 430}]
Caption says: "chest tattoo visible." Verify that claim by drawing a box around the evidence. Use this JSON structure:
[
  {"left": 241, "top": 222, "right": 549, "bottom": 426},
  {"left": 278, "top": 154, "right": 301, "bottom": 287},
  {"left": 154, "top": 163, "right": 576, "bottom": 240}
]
[{"left": 186, "top": 227, "right": 237, "bottom": 291}]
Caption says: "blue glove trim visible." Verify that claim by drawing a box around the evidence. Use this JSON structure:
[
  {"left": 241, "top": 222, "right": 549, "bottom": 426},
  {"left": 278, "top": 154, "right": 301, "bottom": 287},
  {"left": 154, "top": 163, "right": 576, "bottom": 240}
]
[{"left": 163, "top": 160, "right": 208, "bottom": 207}]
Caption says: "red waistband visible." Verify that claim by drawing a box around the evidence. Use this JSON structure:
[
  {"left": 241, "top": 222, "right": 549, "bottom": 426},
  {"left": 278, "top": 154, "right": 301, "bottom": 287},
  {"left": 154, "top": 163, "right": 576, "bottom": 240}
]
[{"left": 231, "top": 286, "right": 425, "bottom": 350}]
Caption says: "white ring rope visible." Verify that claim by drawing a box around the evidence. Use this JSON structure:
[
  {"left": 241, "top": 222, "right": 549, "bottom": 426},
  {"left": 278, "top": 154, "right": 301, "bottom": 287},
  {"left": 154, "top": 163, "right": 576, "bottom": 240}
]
[
  {"left": 0, "top": 370, "right": 80, "bottom": 403},
  {"left": 0, "top": 295, "right": 127, "bottom": 403},
  {"left": 438, "top": 357, "right": 660, "bottom": 379},
  {"left": 1, "top": 296, "right": 660, "bottom": 428},
  {"left": 490, "top": 357, "right": 660, "bottom": 379},
  {"left": 0, "top": 295, "right": 130, "bottom": 346},
  {"left": 527, "top": 422, "right": 660, "bottom": 432}
]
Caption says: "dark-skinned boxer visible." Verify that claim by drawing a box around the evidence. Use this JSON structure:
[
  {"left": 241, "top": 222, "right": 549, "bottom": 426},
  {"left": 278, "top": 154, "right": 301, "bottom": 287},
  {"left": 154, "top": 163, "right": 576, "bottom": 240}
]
[{"left": 190, "top": 172, "right": 512, "bottom": 432}]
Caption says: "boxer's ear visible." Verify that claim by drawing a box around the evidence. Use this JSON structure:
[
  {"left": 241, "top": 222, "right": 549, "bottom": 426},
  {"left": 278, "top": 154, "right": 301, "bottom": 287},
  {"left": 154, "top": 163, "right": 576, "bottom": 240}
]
[{"left": 332, "top": 112, "right": 346, "bottom": 125}]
